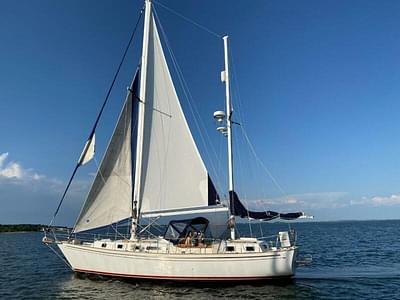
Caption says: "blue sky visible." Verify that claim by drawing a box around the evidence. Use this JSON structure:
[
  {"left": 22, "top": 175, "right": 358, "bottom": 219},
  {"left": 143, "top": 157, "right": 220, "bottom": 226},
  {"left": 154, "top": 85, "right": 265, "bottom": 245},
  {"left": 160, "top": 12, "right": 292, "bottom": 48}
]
[{"left": 1, "top": 0, "right": 400, "bottom": 225}]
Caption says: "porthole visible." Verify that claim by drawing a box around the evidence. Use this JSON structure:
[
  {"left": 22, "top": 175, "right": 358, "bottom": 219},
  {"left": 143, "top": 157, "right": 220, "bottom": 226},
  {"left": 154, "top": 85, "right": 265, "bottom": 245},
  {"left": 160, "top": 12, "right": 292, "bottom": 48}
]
[{"left": 146, "top": 246, "right": 159, "bottom": 251}]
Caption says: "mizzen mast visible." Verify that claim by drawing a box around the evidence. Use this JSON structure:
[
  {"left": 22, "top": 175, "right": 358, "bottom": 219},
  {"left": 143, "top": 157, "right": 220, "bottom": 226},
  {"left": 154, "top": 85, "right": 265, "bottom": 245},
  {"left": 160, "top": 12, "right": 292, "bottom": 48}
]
[{"left": 222, "top": 35, "right": 236, "bottom": 240}]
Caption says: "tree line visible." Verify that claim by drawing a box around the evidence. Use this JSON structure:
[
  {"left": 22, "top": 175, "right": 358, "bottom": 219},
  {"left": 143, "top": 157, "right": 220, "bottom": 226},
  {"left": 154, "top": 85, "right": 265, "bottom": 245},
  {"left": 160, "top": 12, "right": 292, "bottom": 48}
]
[{"left": 0, "top": 224, "right": 45, "bottom": 232}]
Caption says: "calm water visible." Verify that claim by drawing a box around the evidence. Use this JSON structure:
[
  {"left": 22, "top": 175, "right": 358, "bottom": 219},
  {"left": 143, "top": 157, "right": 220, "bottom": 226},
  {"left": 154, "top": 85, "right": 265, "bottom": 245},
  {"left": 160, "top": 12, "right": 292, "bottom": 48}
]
[{"left": 1, "top": 220, "right": 400, "bottom": 299}]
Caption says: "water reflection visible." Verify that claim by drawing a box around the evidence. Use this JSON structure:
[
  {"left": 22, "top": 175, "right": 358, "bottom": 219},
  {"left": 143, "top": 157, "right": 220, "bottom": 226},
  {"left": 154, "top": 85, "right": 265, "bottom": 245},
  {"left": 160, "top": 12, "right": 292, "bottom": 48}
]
[{"left": 55, "top": 273, "right": 317, "bottom": 299}]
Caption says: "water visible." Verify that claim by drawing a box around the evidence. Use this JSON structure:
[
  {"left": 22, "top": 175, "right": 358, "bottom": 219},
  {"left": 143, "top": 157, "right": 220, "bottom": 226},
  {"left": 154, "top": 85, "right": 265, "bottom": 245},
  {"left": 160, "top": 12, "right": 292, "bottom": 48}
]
[{"left": 1, "top": 220, "right": 400, "bottom": 299}]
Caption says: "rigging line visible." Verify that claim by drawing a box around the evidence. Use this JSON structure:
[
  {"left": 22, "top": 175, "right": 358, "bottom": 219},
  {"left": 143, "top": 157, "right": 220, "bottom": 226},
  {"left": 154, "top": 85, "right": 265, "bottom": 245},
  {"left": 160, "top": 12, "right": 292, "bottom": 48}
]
[
  {"left": 94, "top": 157, "right": 107, "bottom": 185},
  {"left": 154, "top": 109, "right": 165, "bottom": 212},
  {"left": 154, "top": 9, "right": 212, "bottom": 155},
  {"left": 110, "top": 223, "right": 130, "bottom": 241},
  {"left": 241, "top": 127, "right": 290, "bottom": 200},
  {"left": 152, "top": 107, "right": 172, "bottom": 118},
  {"left": 45, "top": 243, "right": 73, "bottom": 270},
  {"left": 71, "top": 85, "right": 137, "bottom": 234},
  {"left": 152, "top": 0, "right": 222, "bottom": 38},
  {"left": 138, "top": 216, "right": 161, "bottom": 235},
  {"left": 156, "top": 63, "right": 173, "bottom": 212},
  {"left": 48, "top": 8, "right": 144, "bottom": 227},
  {"left": 235, "top": 107, "right": 262, "bottom": 207},
  {"left": 236, "top": 133, "right": 254, "bottom": 238},
  {"left": 154, "top": 9, "right": 224, "bottom": 194},
  {"left": 153, "top": 8, "right": 224, "bottom": 194},
  {"left": 234, "top": 133, "right": 252, "bottom": 236},
  {"left": 132, "top": 94, "right": 172, "bottom": 117},
  {"left": 232, "top": 128, "right": 241, "bottom": 192},
  {"left": 89, "top": 7, "right": 144, "bottom": 138},
  {"left": 229, "top": 47, "right": 291, "bottom": 201},
  {"left": 216, "top": 134, "right": 226, "bottom": 201},
  {"left": 258, "top": 220, "right": 264, "bottom": 238},
  {"left": 229, "top": 48, "right": 256, "bottom": 213},
  {"left": 230, "top": 53, "right": 257, "bottom": 193}
]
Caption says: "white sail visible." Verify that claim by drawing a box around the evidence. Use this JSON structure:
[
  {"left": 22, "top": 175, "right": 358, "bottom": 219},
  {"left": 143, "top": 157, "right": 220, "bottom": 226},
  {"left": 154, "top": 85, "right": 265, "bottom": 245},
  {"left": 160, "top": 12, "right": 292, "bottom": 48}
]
[
  {"left": 78, "top": 134, "right": 95, "bottom": 166},
  {"left": 74, "top": 92, "right": 133, "bottom": 233},
  {"left": 138, "top": 14, "right": 218, "bottom": 215}
]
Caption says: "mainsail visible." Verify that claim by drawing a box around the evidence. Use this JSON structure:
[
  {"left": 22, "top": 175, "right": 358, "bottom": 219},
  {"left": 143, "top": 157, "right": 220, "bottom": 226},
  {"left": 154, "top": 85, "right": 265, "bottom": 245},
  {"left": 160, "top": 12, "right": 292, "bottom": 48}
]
[
  {"left": 137, "top": 14, "right": 219, "bottom": 215},
  {"left": 73, "top": 75, "right": 138, "bottom": 233}
]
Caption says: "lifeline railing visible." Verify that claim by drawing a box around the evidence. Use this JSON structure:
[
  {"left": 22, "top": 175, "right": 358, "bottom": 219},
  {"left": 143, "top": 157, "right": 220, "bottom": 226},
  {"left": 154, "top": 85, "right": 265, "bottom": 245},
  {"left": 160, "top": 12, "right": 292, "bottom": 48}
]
[{"left": 43, "top": 227, "right": 131, "bottom": 244}]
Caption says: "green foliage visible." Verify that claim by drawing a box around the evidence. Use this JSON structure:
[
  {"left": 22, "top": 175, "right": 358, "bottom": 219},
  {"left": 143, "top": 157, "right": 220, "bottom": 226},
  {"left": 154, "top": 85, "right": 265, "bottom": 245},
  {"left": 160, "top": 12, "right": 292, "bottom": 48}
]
[{"left": 0, "top": 224, "right": 45, "bottom": 233}]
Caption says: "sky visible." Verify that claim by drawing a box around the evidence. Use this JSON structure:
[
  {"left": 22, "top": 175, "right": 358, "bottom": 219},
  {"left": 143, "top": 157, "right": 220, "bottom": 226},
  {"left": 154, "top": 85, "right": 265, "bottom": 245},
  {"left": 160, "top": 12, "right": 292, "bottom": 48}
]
[{"left": 1, "top": 0, "right": 400, "bottom": 225}]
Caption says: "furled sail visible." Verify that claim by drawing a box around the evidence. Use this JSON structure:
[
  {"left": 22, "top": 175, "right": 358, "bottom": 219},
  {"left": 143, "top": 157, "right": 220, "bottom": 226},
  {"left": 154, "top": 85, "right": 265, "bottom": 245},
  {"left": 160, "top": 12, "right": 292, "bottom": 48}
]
[
  {"left": 138, "top": 14, "right": 219, "bottom": 215},
  {"left": 230, "top": 191, "right": 304, "bottom": 221},
  {"left": 73, "top": 74, "right": 138, "bottom": 233}
]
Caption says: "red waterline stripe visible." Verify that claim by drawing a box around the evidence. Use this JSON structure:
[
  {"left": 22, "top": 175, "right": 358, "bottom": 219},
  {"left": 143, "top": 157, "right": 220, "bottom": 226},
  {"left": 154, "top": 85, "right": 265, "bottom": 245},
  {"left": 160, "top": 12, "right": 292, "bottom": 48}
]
[{"left": 74, "top": 268, "right": 291, "bottom": 281}]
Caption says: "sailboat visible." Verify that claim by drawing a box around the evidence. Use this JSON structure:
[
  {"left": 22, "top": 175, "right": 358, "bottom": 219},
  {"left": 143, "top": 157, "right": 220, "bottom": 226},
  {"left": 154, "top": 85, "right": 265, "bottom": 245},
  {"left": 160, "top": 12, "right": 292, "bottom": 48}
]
[{"left": 44, "top": 0, "right": 305, "bottom": 281}]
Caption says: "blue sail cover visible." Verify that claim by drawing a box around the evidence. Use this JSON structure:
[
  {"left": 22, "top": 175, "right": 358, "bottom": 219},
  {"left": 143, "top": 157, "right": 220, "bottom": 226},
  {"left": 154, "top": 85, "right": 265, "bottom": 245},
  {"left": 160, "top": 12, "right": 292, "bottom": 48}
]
[
  {"left": 208, "top": 175, "right": 220, "bottom": 205},
  {"left": 230, "top": 191, "right": 304, "bottom": 221}
]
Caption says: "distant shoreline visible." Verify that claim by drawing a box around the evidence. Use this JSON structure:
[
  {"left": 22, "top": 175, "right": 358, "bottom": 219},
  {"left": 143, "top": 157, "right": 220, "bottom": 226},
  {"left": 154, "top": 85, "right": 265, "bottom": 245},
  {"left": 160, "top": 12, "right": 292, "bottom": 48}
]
[
  {"left": 1, "top": 219, "right": 399, "bottom": 233},
  {"left": 0, "top": 224, "right": 45, "bottom": 233}
]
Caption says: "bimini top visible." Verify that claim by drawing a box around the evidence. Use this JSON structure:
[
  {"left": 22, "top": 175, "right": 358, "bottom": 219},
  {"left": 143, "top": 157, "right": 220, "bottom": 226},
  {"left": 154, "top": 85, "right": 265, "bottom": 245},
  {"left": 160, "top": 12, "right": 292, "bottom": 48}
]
[{"left": 164, "top": 217, "right": 209, "bottom": 243}]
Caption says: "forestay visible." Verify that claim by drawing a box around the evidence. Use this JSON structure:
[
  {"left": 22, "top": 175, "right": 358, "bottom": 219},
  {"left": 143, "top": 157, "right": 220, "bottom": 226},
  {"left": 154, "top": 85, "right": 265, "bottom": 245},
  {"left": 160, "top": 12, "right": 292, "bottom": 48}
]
[
  {"left": 138, "top": 14, "right": 219, "bottom": 215},
  {"left": 73, "top": 80, "right": 136, "bottom": 233}
]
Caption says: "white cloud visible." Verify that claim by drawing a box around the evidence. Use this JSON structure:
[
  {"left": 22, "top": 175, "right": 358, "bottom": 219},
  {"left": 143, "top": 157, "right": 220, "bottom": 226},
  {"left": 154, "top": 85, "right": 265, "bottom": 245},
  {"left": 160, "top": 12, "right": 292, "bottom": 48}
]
[
  {"left": 351, "top": 194, "right": 400, "bottom": 206},
  {"left": 0, "top": 152, "right": 8, "bottom": 167},
  {"left": 0, "top": 152, "right": 44, "bottom": 180},
  {"left": 371, "top": 195, "right": 400, "bottom": 205},
  {"left": 0, "top": 152, "right": 91, "bottom": 199},
  {"left": 252, "top": 191, "right": 400, "bottom": 211},
  {"left": 0, "top": 161, "right": 23, "bottom": 178},
  {"left": 0, "top": 152, "right": 91, "bottom": 225},
  {"left": 286, "top": 197, "right": 298, "bottom": 204},
  {"left": 33, "top": 173, "right": 45, "bottom": 180},
  {"left": 249, "top": 192, "right": 349, "bottom": 210}
]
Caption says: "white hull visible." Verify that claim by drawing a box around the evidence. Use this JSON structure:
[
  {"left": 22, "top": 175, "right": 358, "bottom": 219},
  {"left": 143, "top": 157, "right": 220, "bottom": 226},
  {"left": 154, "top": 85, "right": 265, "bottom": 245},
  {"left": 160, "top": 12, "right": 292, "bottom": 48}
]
[{"left": 58, "top": 240, "right": 297, "bottom": 281}]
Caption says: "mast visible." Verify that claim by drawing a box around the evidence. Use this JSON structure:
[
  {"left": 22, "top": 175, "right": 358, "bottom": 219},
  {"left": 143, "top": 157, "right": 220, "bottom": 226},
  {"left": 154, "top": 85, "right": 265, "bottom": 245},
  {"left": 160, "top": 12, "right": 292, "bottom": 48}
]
[
  {"left": 223, "top": 35, "right": 236, "bottom": 240},
  {"left": 131, "top": 0, "right": 152, "bottom": 240}
]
